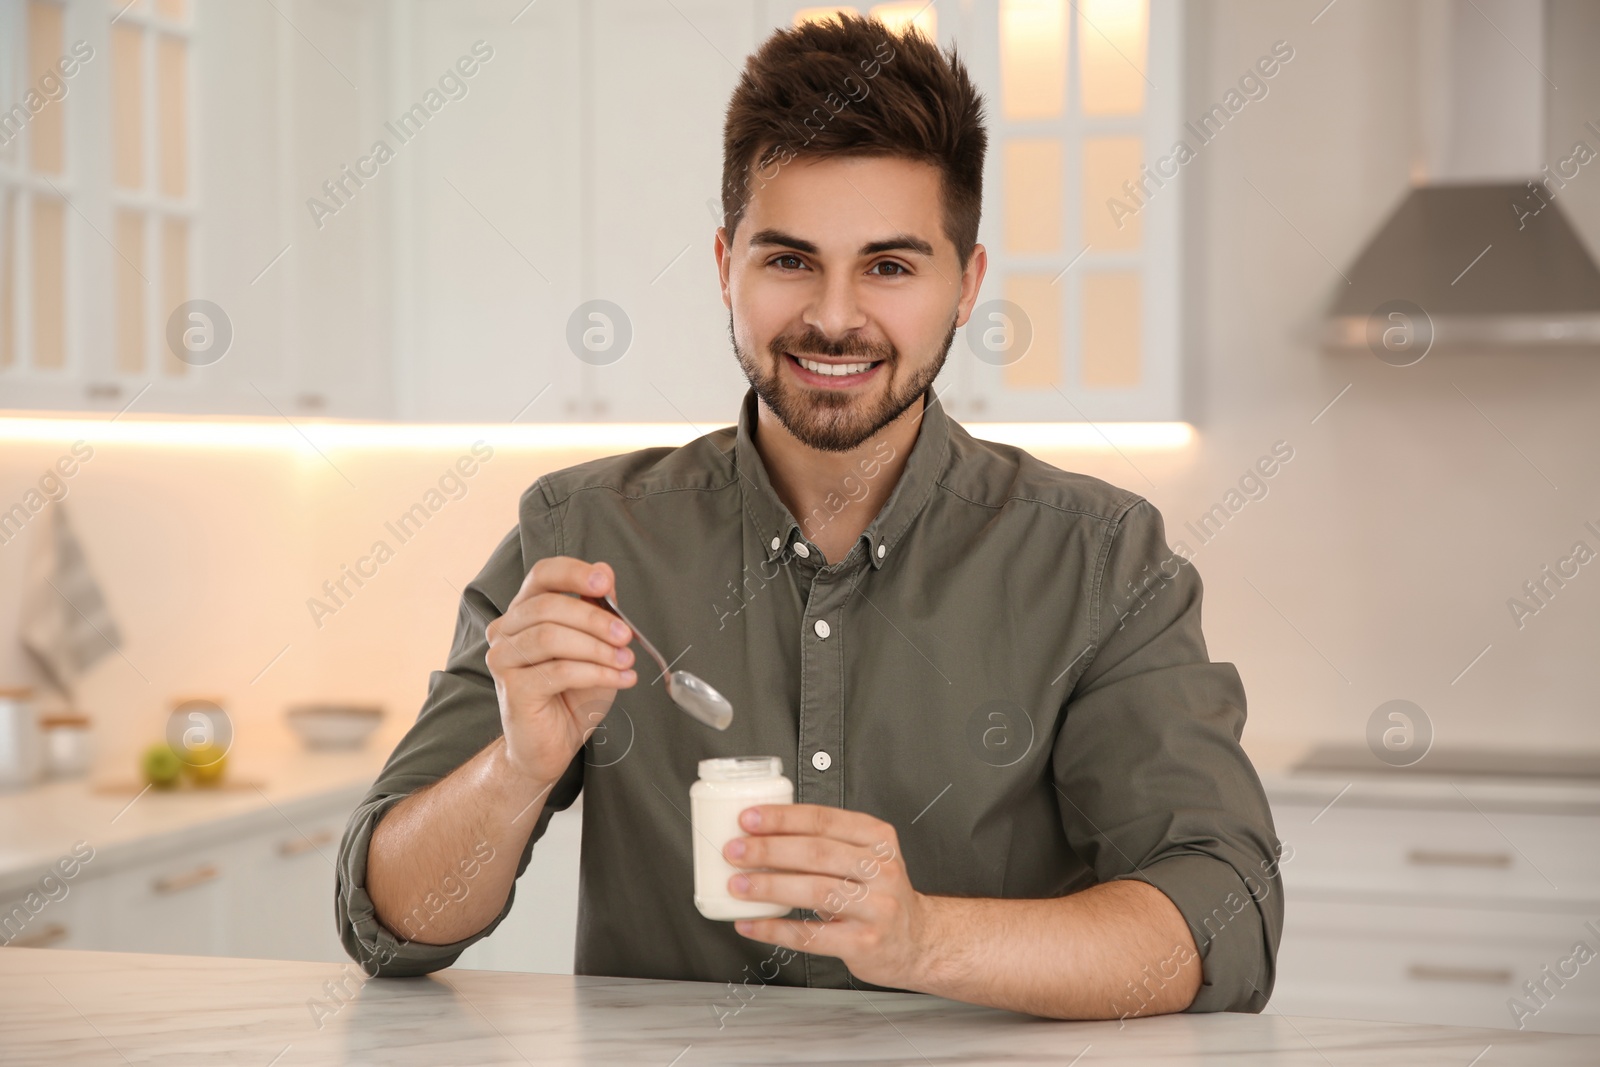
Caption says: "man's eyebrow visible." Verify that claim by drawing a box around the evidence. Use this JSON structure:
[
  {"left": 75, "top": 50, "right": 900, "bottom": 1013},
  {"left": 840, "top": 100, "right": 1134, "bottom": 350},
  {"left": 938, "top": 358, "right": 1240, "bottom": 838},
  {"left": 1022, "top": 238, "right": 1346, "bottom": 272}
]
[{"left": 747, "top": 229, "right": 935, "bottom": 258}]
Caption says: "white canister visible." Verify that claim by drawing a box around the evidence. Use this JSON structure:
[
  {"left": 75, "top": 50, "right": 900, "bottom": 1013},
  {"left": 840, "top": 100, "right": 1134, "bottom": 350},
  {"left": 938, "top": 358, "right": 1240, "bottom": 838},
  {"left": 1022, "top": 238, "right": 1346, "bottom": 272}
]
[
  {"left": 0, "top": 688, "right": 43, "bottom": 790},
  {"left": 690, "top": 756, "right": 794, "bottom": 921},
  {"left": 41, "top": 712, "right": 93, "bottom": 778}
]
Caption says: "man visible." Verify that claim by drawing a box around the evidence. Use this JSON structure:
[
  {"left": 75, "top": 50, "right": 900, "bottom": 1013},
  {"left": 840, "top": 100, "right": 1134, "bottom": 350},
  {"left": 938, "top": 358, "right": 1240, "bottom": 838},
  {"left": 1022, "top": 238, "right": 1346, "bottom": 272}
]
[{"left": 337, "top": 14, "right": 1283, "bottom": 1021}]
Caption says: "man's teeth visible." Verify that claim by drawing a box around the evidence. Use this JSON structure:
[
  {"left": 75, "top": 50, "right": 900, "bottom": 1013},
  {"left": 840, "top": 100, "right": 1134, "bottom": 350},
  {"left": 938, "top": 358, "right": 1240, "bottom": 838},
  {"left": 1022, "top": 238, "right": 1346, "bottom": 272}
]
[{"left": 795, "top": 356, "right": 877, "bottom": 376}]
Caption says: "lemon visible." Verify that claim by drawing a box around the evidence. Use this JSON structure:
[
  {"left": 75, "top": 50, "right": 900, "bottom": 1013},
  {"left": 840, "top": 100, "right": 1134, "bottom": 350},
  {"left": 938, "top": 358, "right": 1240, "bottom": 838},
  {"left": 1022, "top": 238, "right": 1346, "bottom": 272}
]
[{"left": 184, "top": 744, "right": 228, "bottom": 786}]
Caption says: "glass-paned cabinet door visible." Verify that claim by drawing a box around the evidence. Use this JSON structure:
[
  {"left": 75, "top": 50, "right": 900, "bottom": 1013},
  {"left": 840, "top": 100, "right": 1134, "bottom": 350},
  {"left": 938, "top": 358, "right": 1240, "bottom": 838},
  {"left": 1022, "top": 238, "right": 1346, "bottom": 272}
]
[
  {"left": 0, "top": 0, "right": 210, "bottom": 413},
  {"left": 759, "top": 0, "right": 1182, "bottom": 423},
  {"left": 0, "top": 0, "right": 77, "bottom": 401},
  {"left": 108, "top": 0, "right": 200, "bottom": 390}
]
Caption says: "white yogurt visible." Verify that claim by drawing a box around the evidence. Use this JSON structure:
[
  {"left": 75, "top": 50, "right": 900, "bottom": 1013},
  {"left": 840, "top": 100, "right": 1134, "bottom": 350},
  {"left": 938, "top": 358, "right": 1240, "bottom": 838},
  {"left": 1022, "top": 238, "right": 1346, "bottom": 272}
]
[{"left": 691, "top": 756, "right": 794, "bottom": 921}]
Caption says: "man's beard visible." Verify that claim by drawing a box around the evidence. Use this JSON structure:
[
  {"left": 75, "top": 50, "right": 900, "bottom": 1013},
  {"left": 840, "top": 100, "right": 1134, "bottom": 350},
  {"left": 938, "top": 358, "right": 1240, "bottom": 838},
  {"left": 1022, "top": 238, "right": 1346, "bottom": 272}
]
[{"left": 729, "top": 313, "right": 956, "bottom": 453}]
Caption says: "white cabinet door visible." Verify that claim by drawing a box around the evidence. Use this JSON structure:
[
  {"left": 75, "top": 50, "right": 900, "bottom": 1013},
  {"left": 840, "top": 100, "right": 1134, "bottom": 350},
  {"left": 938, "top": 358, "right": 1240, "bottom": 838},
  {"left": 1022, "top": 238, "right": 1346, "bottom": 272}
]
[
  {"left": 224, "top": 800, "right": 356, "bottom": 964},
  {"left": 0, "top": 870, "right": 108, "bottom": 952},
  {"left": 395, "top": 0, "right": 586, "bottom": 424},
  {"left": 578, "top": 0, "right": 756, "bottom": 425},
  {"left": 455, "top": 801, "right": 582, "bottom": 974},
  {"left": 1268, "top": 793, "right": 1600, "bottom": 1033},
  {"left": 1275, "top": 898, "right": 1600, "bottom": 1034},
  {"left": 101, "top": 839, "right": 233, "bottom": 957}
]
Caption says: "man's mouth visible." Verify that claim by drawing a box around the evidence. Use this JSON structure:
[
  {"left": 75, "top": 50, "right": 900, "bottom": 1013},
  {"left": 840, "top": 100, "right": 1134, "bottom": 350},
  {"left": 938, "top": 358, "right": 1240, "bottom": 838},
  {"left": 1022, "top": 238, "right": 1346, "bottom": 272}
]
[{"left": 784, "top": 352, "right": 885, "bottom": 386}]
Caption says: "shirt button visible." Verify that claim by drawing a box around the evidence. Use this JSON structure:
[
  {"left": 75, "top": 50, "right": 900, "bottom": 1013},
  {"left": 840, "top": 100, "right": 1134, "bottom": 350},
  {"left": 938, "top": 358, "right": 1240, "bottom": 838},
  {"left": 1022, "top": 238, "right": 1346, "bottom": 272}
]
[
  {"left": 876, "top": 543, "right": 887, "bottom": 559},
  {"left": 813, "top": 619, "right": 831, "bottom": 639},
  {"left": 793, "top": 542, "right": 811, "bottom": 559},
  {"left": 812, "top": 750, "right": 832, "bottom": 771},
  {"left": 770, "top": 536, "right": 781, "bottom": 551}
]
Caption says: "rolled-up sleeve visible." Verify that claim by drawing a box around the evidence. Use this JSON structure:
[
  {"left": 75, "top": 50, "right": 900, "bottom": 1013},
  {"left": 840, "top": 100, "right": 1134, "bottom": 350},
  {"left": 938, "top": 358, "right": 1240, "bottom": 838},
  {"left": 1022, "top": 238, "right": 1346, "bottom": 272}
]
[
  {"left": 335, "top": 478, "right": 585, "bottom": 977},
  {"left": 1052, "top": 496, "right": 1283, "bottom": 1013}
]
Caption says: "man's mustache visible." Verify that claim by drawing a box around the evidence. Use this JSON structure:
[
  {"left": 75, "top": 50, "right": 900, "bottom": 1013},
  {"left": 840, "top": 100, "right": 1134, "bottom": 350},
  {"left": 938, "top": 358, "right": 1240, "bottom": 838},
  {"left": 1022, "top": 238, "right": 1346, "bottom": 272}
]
[{"left": 769, "top": 336, "right": 894, "bottom": 361}]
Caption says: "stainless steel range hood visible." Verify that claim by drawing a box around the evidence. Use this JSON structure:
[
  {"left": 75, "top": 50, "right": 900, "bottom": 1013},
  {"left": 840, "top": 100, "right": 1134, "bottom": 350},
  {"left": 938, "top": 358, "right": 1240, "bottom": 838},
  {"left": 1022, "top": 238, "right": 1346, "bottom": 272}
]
[
  {"left": 1323, "top": 0, "right": 1600, "bottom": 349},
  {"left": 1325, "top": 182, "right": 1600, "bottom": 347}
]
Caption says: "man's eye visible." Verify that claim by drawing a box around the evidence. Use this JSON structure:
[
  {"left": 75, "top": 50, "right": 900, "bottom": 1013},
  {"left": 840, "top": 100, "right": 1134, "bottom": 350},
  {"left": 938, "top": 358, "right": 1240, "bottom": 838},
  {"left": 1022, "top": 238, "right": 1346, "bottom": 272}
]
[
  {"left": 870, "top": 261, "right": 909, "bottom": 276},
  {"left": 772, "top": 254, "right": 805, "bottom": 271}
]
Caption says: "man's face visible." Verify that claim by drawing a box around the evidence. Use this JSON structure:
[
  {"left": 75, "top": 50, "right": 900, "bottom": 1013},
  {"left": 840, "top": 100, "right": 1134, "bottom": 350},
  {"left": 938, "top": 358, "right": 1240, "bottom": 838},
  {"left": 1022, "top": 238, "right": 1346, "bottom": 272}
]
[{"left": 716, "top": 154, "right": 985, "bottom": 453}]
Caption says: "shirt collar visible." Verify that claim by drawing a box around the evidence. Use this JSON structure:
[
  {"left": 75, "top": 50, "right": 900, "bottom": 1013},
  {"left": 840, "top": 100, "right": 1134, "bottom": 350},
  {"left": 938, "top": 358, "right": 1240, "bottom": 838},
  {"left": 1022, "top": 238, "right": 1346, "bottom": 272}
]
[{"left": 733, "top": 384, "right": 951, "bottom": 571}]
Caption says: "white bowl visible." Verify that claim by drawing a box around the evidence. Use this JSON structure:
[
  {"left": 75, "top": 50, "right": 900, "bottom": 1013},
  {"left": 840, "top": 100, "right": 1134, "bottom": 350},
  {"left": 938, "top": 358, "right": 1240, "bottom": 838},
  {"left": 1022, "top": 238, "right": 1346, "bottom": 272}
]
[{"left": 286, "top": 704, "right": 384, "bottom": 750}]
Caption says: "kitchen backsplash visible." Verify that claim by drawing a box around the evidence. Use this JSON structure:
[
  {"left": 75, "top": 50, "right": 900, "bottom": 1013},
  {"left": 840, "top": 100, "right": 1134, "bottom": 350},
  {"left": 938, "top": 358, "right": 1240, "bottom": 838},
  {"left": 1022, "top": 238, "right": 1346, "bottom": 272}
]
[{"left": 0, "top": 391, "right": 1596, "bottom": 781}]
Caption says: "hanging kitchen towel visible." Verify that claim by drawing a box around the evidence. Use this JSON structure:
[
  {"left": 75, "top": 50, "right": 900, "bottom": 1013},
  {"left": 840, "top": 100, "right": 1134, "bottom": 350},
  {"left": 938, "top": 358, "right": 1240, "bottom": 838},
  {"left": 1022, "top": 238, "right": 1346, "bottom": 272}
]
[{"left": 19, "top": 502, "right": 124, "bottom": 695}]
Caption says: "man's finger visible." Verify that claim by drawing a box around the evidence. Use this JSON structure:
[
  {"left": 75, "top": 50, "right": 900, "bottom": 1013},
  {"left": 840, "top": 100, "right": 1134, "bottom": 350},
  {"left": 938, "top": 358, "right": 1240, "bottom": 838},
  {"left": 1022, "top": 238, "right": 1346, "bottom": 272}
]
[
  {"left": 726, "top": 834, "right": 874, "bottom": 882},
  {"left": 733, "top": 916, "right": 844, "bottom": 955},
  {"left": 496, "top": 657, "right": 635, "bottom": 704},
  {"left": 488, "top": 620, "right": 633, "bottom": 674},
  {"left": 495, "top": 587, "right": 631, "bottom": 647},
  {"left": 730, "top": 871, "right": 874, "bottom": 919},
  {"left": 740, "top": 803, "right": 889, "bottom": 848},
  {"left": 512, "top": 556, "right": 614, "bottom": 606}
]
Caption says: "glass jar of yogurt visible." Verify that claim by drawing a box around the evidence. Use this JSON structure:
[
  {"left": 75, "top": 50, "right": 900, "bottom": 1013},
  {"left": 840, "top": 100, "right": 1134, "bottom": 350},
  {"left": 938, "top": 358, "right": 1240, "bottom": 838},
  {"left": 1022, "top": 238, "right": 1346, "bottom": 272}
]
[{"left": 691, "top": 756, "right": 794, "bottom": 921}]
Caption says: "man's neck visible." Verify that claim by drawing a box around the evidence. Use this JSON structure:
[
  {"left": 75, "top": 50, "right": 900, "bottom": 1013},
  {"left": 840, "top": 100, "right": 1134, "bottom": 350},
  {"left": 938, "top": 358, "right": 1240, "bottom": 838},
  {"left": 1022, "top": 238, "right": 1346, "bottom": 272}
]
[{"left": 753, "top": 394, "right": 927, "bottom": 564}]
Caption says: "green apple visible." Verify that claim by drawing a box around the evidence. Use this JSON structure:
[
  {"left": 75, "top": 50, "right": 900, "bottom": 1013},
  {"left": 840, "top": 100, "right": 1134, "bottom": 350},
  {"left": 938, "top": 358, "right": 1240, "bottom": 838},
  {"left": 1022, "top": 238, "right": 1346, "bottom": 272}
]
[{"left": 141, "top": 743, "right": 183, "bottom": 790}]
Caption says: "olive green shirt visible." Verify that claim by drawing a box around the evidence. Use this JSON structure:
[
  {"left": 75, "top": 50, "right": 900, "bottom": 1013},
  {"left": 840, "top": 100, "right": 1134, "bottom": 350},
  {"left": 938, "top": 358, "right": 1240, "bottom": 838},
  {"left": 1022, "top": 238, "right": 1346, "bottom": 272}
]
[{"left": 336, "top": 385, "right": 1283, "bottom": 1013}]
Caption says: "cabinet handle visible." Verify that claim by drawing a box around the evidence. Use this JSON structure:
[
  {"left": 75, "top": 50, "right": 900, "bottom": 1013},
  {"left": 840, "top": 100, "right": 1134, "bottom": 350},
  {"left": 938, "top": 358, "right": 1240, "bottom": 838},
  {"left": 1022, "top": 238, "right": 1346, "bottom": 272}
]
[
  {"left": 153, "top": 863, "right": 220, "bottom": 894},
  {"left": 1407, "top": 963, "right": 1513, "bottom": 985},
  {"left": 6, "top": 923, "right": 68, "bottom": 948},
  {"left": 278, "top": 829, "right": 335, "bottom": 857},
  {"left": 1405, "top": 848, "right": 1512, "bottom": 869}
]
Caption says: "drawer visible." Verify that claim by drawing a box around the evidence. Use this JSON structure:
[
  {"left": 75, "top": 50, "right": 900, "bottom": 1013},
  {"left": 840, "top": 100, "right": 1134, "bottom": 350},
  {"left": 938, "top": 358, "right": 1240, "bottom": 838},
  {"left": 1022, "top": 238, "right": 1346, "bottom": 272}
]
[
  {"left": 102, "top": 845, "right": 233, "bottom": 957},
  {"left": 1271, "top": 802, "right": 1600, "bottom": 907},
  {"left": 1275, "top": 899, "right": 1600, "bottom": 1033},
  {"left": 0, "top": 873, "right": 107, "bottom": 951}
]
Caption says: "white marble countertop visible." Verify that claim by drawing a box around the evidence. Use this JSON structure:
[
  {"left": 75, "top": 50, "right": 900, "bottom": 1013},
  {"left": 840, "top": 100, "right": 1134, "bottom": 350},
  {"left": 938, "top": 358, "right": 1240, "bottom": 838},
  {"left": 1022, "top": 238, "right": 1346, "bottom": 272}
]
[
  {"left": 3, "top": 947, "right": 1596, "bottom": 1066},
  {"left": 0, "top": 739, "right": 394, "bottom": 894}
]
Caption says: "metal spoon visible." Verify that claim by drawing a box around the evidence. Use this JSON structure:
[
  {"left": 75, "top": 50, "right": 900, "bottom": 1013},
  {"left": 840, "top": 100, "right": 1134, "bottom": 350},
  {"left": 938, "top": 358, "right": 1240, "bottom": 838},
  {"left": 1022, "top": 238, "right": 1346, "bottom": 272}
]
[{"left": 584, "top": 592, "right": 733, "bottom": 731}]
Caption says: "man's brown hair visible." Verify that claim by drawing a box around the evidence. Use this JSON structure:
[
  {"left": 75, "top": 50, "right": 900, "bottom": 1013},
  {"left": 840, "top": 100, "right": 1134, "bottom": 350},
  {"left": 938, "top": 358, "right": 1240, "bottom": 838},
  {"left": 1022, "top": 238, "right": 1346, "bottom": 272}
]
[{"left": 720, "top": 13, "right": 988, "bottom": 270}]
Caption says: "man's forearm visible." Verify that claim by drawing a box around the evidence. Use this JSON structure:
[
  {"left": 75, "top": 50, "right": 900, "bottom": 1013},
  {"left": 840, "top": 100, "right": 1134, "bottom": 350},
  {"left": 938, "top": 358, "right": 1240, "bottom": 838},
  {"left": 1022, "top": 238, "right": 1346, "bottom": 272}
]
[
  {"left": 366, "top": 736, "right": 555, "bottom": 946},
  {"left": 910, "top": 879, "right": 1201, "bottom": 1020}
]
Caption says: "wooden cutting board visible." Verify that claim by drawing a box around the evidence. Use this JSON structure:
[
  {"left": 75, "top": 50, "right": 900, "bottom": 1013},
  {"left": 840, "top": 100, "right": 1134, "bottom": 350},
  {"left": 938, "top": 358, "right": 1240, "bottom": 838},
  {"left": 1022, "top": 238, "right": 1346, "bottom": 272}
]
[{"left": 92, "top": 778, "right": 267, "bottom": 796}]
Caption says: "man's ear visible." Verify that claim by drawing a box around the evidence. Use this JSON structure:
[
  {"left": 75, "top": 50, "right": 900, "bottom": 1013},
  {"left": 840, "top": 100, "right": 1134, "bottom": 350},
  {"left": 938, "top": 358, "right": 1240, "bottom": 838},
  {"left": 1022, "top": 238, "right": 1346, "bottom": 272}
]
[
  {"left": 952, "top": 243, "right": 988, "bottom": 329},
  {"left": 715, "top": 225, "right": 736, "bottom": 309}
]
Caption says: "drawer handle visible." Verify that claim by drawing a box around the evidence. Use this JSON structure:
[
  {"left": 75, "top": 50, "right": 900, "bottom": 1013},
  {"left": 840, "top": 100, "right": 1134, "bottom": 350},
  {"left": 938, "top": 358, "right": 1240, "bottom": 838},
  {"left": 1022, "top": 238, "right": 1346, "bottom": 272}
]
[
  {"left": 1407, "top": 963, "right": 1513, "bottom": 985},
  {"left": 6, "top": 923, "right": 68, "bottom": 948},
  {"left": 278, "top": 829, "right": 335, "bottom": 857},
  {"left": 1405, "top": 848, "right": 1512, "bottom": 869},
  {"left": 153, "top": 863, "right": 220, "bottom": 894}
]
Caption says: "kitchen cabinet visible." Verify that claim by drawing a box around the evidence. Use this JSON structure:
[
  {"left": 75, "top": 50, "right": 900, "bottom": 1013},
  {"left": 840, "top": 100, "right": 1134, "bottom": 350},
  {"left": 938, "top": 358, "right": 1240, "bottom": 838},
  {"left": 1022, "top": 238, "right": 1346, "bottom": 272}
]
[
  {"left": 1277, "top": 899, "right": 1600, "bottom": 1035},
  {"left": 78, "top": 790, "right": 358, "bottom": 962},
  {"left": 391, "top": 0, "right": 587, "bottom": 424},
  {"left": 224, "top": 805, "right": 350, "bottom": 963},
  {"left": 0, "top": 0, "right": 396, "bottom": 420},
  {"left": 453, "top": 799, "right": 582, "bottom": 974},
  {"left": 0, "top": 788, "right": 356, "bottom": 963},
  {"left": 4, "top": 0, "right": 1192, "bottom": 425},
  {"left": 0, "top": 782, "right": 584, "bottom": 974},
  {"left": 1267, "top": 782, "right": 1600, "bottom": 1034},
  {"left": 101, "top": 841, "right": 235, "bottom": 958},
  {"left": 0, "top": 875, "right": 106, "bottom": 952}
]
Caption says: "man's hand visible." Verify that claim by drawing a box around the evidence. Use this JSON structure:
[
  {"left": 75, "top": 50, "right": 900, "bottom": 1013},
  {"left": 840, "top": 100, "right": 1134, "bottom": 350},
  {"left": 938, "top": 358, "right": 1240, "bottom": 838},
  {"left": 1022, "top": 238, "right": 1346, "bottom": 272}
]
[
  {"left": 721, "top": 803, "right": 1204, "bottom": 1020},
  {"left": 722, "top": 803, "right": 938, "bottom": 990},
  {"left": 485, "top": 557, "right": 639, "bottom": 786}
]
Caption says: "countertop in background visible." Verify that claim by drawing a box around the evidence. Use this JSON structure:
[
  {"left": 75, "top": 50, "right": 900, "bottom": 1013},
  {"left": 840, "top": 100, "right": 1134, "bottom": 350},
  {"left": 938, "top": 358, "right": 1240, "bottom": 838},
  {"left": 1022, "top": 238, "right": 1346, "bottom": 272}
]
[{"left": 0, "top": 740, "right": 392, "bottom": 895}]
